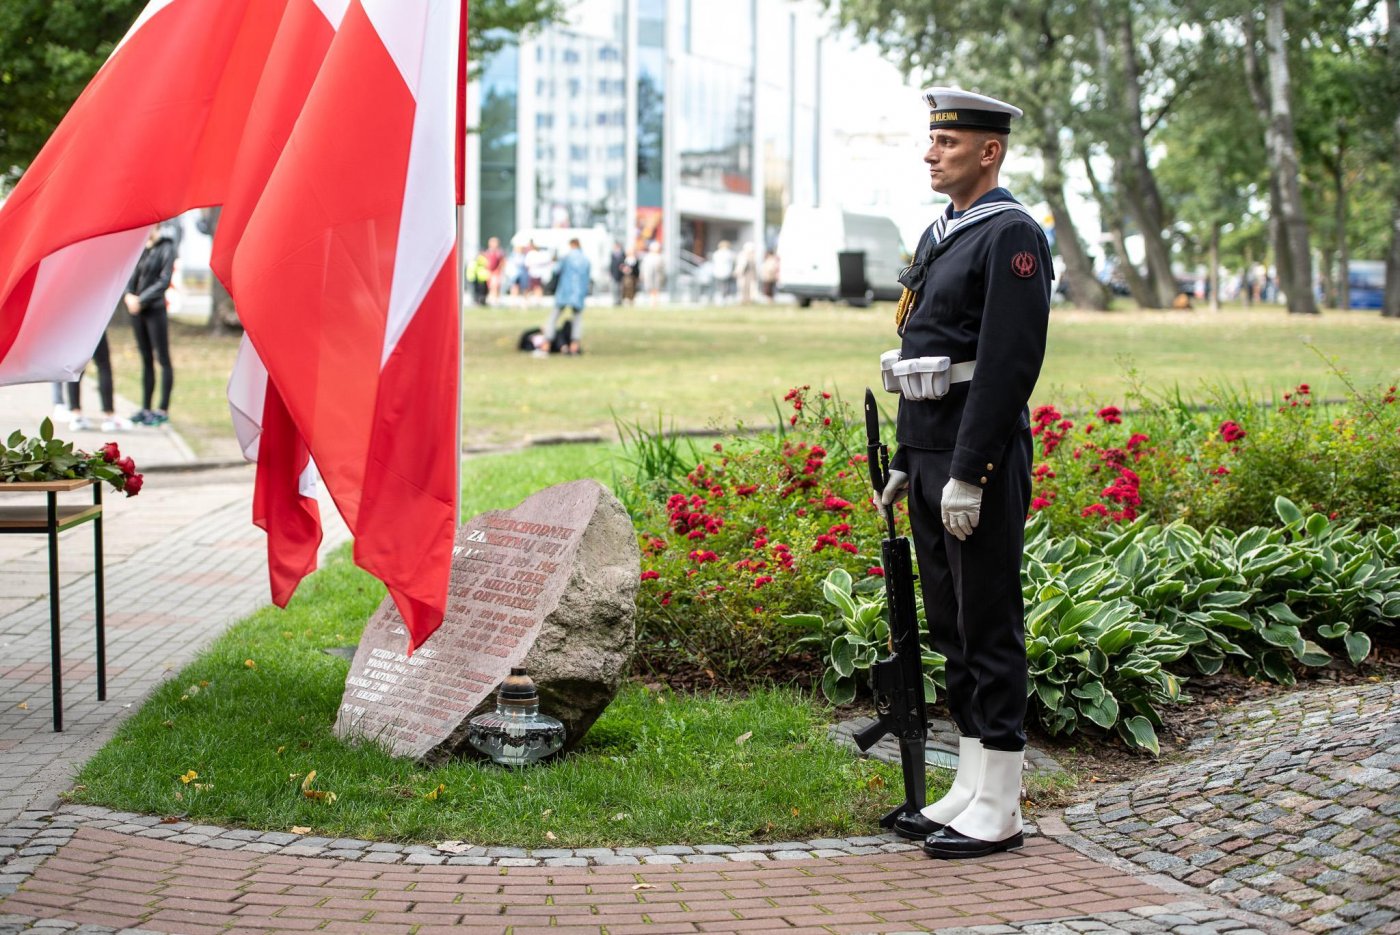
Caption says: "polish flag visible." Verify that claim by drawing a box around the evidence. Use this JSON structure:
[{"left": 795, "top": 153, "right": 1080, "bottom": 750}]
[
  {"left": 231, "top": 0, "right": 462, "bottom": 650},
  {"left": 0, "top": 1, "right": 291, "bottom": 383},
  {"left": 0, "top": 0, "right": 463, "bottom": 652}
]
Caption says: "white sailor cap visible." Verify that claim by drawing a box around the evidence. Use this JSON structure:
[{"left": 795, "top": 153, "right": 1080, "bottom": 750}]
[{"left": 922, "top": 86, "right": 1023, "bottom": 133}]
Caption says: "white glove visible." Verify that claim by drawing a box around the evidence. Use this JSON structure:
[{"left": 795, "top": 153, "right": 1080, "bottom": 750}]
[
  {"left": 941, "top": 478, "right": 983, "bottom": 541},
  {"left": 877, "top": 470, "right": 909, "bottom": 509}
]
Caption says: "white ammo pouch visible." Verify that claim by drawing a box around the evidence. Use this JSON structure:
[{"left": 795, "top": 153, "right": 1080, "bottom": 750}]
[{"left": 881, "top": 350, "right": 976, "bottom": 401}]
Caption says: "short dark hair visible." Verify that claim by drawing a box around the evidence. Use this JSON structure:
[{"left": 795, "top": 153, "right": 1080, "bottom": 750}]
[{"left": 569, "top": 238, "right": 581, "bottom": 248}]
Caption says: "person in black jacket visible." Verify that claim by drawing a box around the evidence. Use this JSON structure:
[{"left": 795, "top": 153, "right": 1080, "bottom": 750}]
[
  {"left": 877, "top": 87, "right": 1053, "bottom": 860},
  {"left": 123, "top": 224, "right": 177, "bottom": 426}
]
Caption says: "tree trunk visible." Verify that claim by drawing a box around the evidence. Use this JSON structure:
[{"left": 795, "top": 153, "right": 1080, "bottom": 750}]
[
  {"left": 1335, "top": 138, "right": 1349, "bottom": 311},
  {"left": 1083, "top": 154, "right": 1153, "bottom": 307},
  {"left": 1385, "top": 0, "right": 1400, "bottom": 318},
  {"left": 1263, "top": 0, "right": 1318, "bottom": 314},
  {"left": 1116, "top": 16, "right": 1178, "bottom": 308},
  {"left": 1040, "top": 129, "right": 1109, "bottom": 310},
  {"left": 1269, "top": 185, "right": 1292, "bottom": 306},
  {"left": 1208, "top": 223, "right": 1221, "bottom": 311},
  {"left": 200, "top": 207, "right": 241, "bottom": 335}
]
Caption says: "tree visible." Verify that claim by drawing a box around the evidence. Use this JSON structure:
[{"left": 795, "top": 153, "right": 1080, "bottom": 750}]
[
  {"left": 1081, "top": 0, "right": 1192, "bottom": 309},
  {"left": 1239, "top": 0, "right": 1319, "bottom": 313},
  {"left": 824, "top": 0, "right": 1110, "bottom": 309},
  {"left": 0, "top": 0, "right": 143, "bottom": 185},
  {"left": 1154, "top": 37, "right": 1267, "bottom": 311}
]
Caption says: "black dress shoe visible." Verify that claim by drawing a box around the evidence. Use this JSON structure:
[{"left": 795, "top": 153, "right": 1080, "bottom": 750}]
[
  {"left": 921, "top": 826, "right": 1024, "bottom": 859},
  {"left": 892, "top": 811, "right": 945, "bottom": 841}
]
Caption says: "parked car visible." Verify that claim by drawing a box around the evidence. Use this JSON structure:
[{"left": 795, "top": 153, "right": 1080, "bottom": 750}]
[{"left": 1347, "top": 260, "right": 1385, "bottom": 310}]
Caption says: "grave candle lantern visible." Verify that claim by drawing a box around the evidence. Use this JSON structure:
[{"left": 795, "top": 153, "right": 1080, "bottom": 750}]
[{"left": 466, "top": 667, "right": 566, "bottom": 766}]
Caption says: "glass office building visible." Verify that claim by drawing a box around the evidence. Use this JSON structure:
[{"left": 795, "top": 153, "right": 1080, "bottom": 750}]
[{"left": 463, "top": 0, "right": 830, "bottom": 284}]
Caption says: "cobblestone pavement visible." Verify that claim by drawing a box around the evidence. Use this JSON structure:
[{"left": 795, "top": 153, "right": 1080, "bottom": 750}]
[{"left": 1061, "top": 681, "right": 1400, "bottom": 934}]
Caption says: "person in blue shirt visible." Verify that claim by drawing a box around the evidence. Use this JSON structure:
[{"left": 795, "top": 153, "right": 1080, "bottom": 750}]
[{"left": 544, "top": 239, "right": 591, "bottom": 355}]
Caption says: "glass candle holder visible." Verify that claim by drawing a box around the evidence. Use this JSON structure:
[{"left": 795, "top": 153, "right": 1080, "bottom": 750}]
[{"left": 466, "top": 667, "right": 566, "bottom": 767}]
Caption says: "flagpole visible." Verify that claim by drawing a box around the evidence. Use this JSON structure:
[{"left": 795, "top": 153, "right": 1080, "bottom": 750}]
[{"left": 454, "top": 0, "right": 470, "bottom": 529}]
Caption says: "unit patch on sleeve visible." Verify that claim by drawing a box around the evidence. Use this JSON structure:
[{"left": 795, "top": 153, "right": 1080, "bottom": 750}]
[{"left": 1011, "top": 251, "right": 1037, "bottom": 278}]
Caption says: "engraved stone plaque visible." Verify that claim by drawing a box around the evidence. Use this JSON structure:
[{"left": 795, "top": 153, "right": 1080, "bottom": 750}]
[{"left": 333, "top": 479, "right": 637, "bottom": 762}]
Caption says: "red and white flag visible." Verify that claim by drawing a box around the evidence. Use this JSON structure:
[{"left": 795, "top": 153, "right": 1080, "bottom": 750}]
[{"left": 0, "top": 0, "right": 463, "bottom": 652}]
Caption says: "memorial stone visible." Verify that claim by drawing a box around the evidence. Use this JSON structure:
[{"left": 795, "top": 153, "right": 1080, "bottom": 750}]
[{"left": 334, "top": 479, "right": 639, "bottom": 762}]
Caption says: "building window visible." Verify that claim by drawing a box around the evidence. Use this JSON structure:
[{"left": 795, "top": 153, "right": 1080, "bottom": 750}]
[{"left": 536, "top": 113, "right": 554, "bottom": 129}]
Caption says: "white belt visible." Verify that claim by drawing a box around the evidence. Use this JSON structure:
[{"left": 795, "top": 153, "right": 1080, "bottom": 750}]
[{"left": 881, "top": 354, "right": 977, "bottom": 400}]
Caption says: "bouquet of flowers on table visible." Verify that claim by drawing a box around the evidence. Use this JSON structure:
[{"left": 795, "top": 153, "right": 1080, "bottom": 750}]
[{"left": 0, "top": 418, "right": 143, "bottom": 496}]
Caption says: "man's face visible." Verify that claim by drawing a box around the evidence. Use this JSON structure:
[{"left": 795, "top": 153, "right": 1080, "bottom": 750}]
[{"left": 923, "top": 129, "right": 989, "bottom": 197}]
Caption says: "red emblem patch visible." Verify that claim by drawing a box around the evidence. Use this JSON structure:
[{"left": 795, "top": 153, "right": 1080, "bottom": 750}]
[{"left": 1011, "top": 251, "right": 1037, "bottom": 278}]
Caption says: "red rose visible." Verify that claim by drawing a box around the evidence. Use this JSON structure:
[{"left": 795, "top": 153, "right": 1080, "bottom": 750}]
[
  {"left": 116, "top": 457, "right": 137, "bottom": 477},
  {"left": 100, "top": 442, "right": 121, "bottom": 463},
  {"left": 122, "top": 472, "right": 144, "bottom": 497},
  {"left": 640, "top": 570, "right": 660, "bottom": 581}
]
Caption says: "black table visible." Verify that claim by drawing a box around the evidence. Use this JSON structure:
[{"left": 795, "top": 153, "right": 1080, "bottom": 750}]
[{"left": 0, "top": 478, "right": 106, "bottom": 731}]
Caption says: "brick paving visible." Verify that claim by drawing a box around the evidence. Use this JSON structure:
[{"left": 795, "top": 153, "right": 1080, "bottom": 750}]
[
  {"left": 4, "top": 382, "right": 1398, "bottom": 933},
  {"left": 0, "top": 827, "right": 1188, "bottom": 934}
]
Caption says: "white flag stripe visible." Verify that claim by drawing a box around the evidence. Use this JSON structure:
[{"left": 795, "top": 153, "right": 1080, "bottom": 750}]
[
  {"left": 369, "top": 0, "right": 458, "bottom": 363},
  {"left": 310, "top": 0, "right": 351, "bottom": 28},
  {"left": 0, "top": 229, "right": 147, "bottom": 384},
  {"left": 227, "top": 334, "right": 269, "bottom": 461}
]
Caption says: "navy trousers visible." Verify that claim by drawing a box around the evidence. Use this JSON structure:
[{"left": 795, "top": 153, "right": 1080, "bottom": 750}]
[{"left": 903, "top": 427, "right": 1032, "bottom": 751}]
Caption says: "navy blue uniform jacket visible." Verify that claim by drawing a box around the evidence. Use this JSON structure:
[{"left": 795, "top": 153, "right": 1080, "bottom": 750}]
[{"left": 892, "top": 189, "right": 1053, "bottom": 489}]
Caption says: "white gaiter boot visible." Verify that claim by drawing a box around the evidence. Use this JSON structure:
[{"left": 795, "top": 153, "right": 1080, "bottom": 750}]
[
  {"left": 892, "top": 737, "right": 982, "bottom": 840},
  {"left": 923, "top": 748, "right": 1024, "bottom": 859}
]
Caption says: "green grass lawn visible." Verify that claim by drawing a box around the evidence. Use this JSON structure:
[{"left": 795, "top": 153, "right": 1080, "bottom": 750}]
[
  {"left": 104, "top": 304, "right": 1400, "bottom": 455},
  {"left": 71, "top": 445, "right": 924, "bottom": 844}
]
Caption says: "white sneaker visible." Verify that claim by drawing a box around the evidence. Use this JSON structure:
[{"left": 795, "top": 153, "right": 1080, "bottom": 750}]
[
  {"left": 69, "top": 415, "right": 93, "bottom": 431},
  {"left": 101, "top": 416, "right": 134, "bottom": 432},
  {"left": 51, "top": 404, "right": 72, "bottom": 422}
]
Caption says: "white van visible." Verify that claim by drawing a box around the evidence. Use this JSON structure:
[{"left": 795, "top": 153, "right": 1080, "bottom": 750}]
[
  {"left": 776, "top": 206, "right": 907, "bottom": 307},
  {"left": 508, "top": 226, "right": 614, "bottom": 293}
]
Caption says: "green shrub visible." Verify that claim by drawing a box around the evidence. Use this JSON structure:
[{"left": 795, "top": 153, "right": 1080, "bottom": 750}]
[{"left": 1025, "top": 381, "right": 1400, "bottom": 535}]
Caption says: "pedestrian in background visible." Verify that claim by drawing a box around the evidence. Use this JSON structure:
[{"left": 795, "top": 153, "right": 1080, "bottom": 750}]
[
  {"left": 484, "top": 236, "right": 505, "bottom": 303},
  {"left": 710, "top": 240, "right": 736, "bottom": 304},
  {"left": 58, "top": 322, "right": 129, "bottom": 432},
  {"left": 123, "top": 223, "right": 177, "bottom": 426},
  {"left": 620, "top": 249, "right": 639, "bottom": 305},
  {"left": 544, "top": 238, "right": 590, "bottom": 355},
  {"left": 760, "top": 250, "right": 780, "bottom": 302},
  {"left": 640, "top": 241, "right": 666, "bottom": 307},
  {"left": 735, "top": 241, "right": 758, "bottom": 305},
  {"left": 609, "top": 240, "right": 626, "bottom": 306}
]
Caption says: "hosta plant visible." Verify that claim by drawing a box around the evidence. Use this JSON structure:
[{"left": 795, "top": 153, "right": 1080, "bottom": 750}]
[{"left": 782, "top": 568, "right": 945, "bottom": 707}]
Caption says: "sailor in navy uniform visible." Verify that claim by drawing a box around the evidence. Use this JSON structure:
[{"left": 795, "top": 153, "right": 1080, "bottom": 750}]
[{"left": 877, "top": 87, "right": 1053, "bottom": 859}]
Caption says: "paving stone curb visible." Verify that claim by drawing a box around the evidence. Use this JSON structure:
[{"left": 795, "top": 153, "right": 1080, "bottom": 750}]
[{"left": 0, "top": 803, "right": 1055, "bottom": 881}]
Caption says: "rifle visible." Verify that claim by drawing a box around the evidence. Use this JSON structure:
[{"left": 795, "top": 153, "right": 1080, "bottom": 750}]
[{"left": 853, "top": 387, "right": 928, "bottom": 828}]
